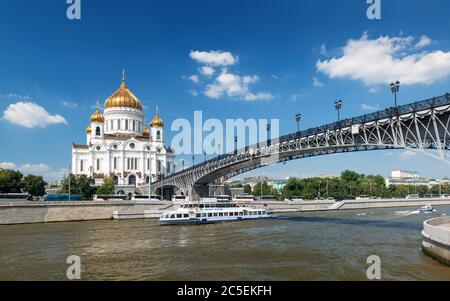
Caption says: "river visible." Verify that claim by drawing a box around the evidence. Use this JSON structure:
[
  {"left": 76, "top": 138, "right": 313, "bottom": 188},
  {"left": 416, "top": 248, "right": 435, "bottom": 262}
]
[{"left": 0, "top": 206, "right": 449, "bottom": 280}]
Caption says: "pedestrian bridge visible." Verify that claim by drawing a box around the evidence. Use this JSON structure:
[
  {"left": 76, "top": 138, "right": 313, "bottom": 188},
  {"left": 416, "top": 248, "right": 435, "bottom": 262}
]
[{"left": 141, "top": 93, "right": 450, "bottom": 198}]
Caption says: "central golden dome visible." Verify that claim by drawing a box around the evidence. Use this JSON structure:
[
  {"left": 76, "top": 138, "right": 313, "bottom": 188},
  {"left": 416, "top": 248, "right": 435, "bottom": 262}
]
[{"left": 104, "top": 72, "right": 143, "bottom": 110}]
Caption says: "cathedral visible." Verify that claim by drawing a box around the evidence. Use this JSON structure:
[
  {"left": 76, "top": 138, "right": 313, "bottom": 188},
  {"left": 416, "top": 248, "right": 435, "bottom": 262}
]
[{"left": 72, "top": 72, "right": 176, "bottom": 188}]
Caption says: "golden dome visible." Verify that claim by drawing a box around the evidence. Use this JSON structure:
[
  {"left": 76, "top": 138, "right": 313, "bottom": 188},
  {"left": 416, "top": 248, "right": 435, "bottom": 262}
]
[
  {"left": 86, "top": 125, "right": 91, "bottom": 133},
  {"left": 90, "top": 106, "right": 105, "bottom": 123},
  {"left": 150, "top": 107, "right": 164, "bottom": 127},
  {"left": 143, "top": 125, "right": 150, "bottom": 136},
  {"left": 104, "top": 71, "right": 143, "bottom": 110}
]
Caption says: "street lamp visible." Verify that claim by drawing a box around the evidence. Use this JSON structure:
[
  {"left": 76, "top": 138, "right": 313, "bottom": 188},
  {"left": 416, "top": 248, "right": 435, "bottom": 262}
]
[
  {"left": 234, "top": 136, "right": 238, "bottom": 155},
  {"left": 390, "top": 80, "right": 400, "bottom": 107},
  {"left": 267, "top": 123, "right": 271, "bottom": 146},
  {"left": 192, "top": 155, "right": 195, "bottom": 167},
  {"left": 334, "top": 100, "right": 343, "bottom": 122},
  {"left": 295, "top": 113, "right": 302, "bottom": 132},
  {"left": 203, "top": 151, "right": 207, "bottom": 163},
  {"left": 182, "top": 159, "right": 185, "bottom": 171}
]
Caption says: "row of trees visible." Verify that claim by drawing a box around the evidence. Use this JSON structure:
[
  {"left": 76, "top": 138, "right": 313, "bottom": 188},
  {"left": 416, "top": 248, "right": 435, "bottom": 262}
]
[
  {"left": 59, "top": 174, "right": 115, "bottom": 200},
  {"left": 230, "top": 170, "right": 450, "bottom": 201},
  {"left": 281, "top": 170, "right": 450, "bottom": 200},
  {"left": 0, "top": 168, "right": 115, "bottom": 199},
  {"left": 0, "top": 169, "right": 47, "bottom": 196}
]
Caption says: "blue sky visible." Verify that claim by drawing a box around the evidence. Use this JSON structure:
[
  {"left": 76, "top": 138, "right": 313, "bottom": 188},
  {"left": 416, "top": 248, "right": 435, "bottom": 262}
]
[{"left": 0, "top": 0, "right": 449, "bottom": 181}]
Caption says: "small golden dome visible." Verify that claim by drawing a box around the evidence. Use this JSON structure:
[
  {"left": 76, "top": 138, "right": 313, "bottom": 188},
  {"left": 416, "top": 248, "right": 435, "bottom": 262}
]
[
  {"left": 143, "top": 125, "right": 150, "bottom": 136},
  {"left": 104, "top": 71, "right": 143, "bottom": 110},
  {"left": 86, "top": 125, "right": 91, "bottom": 133},
  {"left": 150, "top": 107, "right": 164, "bottom": 127},
  {"left": 90, "top": 108, "right": 105, "bottom": 123}
]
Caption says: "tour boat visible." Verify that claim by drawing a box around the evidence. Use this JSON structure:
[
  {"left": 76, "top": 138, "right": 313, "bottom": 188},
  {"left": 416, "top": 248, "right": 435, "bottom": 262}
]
[{"left": 159, "top": 198, "right": 276, "bottom": 225}]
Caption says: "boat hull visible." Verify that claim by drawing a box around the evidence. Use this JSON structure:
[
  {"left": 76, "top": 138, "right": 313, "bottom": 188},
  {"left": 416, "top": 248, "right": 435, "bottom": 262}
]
[{"left": 159, "top": 215, "right": 277, "bottom": 226}]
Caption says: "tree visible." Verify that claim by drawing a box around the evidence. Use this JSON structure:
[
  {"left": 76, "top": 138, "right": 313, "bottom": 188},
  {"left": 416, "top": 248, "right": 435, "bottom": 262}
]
[
  {"left": 22, "top": 175, "right": 47, "bottom": 196},
  {"left": 243, "top": 184, "right": 252, "bottom": 194},
  {"left": 0, "top": 169, "right": 23, "bottom": 193},
  {"left": 60, "top": 174, "right": 96, "bottom": 200},
  {"left": 96, "top": 177, "right": 115, "bottom": 195}
]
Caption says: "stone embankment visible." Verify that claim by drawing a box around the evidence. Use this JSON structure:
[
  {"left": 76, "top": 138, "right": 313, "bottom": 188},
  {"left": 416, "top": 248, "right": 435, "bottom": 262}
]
[{"left": 1, "top": 197, "right": 450, "bottom": 225}]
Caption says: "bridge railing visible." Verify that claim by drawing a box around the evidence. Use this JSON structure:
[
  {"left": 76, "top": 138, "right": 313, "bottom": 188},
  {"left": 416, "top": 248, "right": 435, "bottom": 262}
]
[{"left": 154, "top": 93, "right": 449, "bottom": 184}]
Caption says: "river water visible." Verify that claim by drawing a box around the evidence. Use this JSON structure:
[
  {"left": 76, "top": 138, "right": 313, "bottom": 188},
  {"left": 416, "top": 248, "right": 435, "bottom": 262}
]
[{"left": 0, "top": 206, "right": 449, "bottom": 281}]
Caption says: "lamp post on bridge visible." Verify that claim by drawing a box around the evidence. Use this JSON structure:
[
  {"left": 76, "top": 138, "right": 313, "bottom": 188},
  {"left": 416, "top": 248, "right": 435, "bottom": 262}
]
[
  {"left": 295, "top": 113, "right": 302, "bottom": 132},
  {"left": 192, "top": 155, "right": 195, "bottom": 168},
  {"left": 181, "top": 159, "right": 185, "bottom": 171},
  {"left": 234, "top": 136, "right": 238, "bottom": 155},
  {"left": 390, "top": 80, "right": 400, "bottom": 108},
  {"left": 267, "top": 123, "right": 271, "bottom": 146},
  {"left": 334, "top": 100, "right": 343, "bottom": 122},
  {"left": 203, "top": 151, "right": 207, "bottom": 164}
]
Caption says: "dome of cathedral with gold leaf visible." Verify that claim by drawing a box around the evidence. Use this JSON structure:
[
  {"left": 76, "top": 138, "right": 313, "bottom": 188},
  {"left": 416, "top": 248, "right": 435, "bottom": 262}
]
[
  {"left": 150, "top": 107, "right": 164, "bottom": 127},
  {"left": 104, "top": 70, "right": 143, "bottom": 111},
  {"left": 90, "top": 104, "right": 105, "bottom": 123}
]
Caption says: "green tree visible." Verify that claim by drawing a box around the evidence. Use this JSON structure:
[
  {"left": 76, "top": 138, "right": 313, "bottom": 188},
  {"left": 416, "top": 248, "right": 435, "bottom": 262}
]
[
  {"left": 0, "top": 169, "right": 23, "bottom": 193},
  {"left": 60, "top": 174, "right": 96, "bottom": 200},
  {"left": 96, "top": 177, "right": 115, "bottom": 195},
  {"left": 243, "top": 184, "right": 252, "bottom": 194},
  {"left": 22, "top": 175, "right": 47, "bottom": 196}
]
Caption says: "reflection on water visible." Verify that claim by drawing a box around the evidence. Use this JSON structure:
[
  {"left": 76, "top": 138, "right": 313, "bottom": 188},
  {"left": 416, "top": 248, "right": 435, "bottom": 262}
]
[{"left": 0, "top": 206, "right": 449, "bottom": 280}]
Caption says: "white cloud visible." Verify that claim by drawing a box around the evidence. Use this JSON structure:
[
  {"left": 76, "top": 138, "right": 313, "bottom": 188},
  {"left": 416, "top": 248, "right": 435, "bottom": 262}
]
[
  {"left": 1, "top": 93, "right": 32, "bottom": 101},
  {"left": 312, "top": 77, "right": 324, "bottom": 87},
  {"left": 316, "top": 33, "right": 450, "bottom": 85},
  {"left": 204, "top": 69, "right": 273, "bottom": 101},
  {"left": 361, "top": 103, "right": 380, "bottom": 111},
  {"left": 416, "top": 35, "right": 432, "bottom": 49},
  {"left": 188, "top": 75, "right": 199, "bottom": 83},
  {"left": 0, "top": 162, "right": 17, "bottom": 169},
  {"left": 3, "top": 102, "right": 67, "bottom": 128},
  {"left": 199, "top": 66, "right": 215, "bottom": 77},
  {"left": 20, "top": 163, "right": 51, "bottom": 174},
  {"left": 190, "top": 50, "right": 238, "bottom": 66},
  {"left": 369, "top": 87, "right": 379, "bottom": 94},
  {"left": 399, "top": 150, "right": 418, "bottom": 160},
  {"left": 188, "top": 89, "right": 198, "bottom": 97},
  {"left": 60, "top": 100, "right": 78, "bottom": 108}
]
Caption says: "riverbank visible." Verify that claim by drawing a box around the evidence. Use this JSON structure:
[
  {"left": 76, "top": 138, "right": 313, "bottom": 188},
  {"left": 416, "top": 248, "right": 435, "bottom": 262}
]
[{"left": 1, "top": 197, "right": 450, "bottom": 225}]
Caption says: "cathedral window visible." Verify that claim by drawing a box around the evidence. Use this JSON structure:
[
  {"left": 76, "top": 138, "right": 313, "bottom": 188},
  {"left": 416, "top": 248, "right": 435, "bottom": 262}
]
[
  {"left": 96, "top": 146, "right": 101, "bottom": 151},
  {"left": 130, "top": 143, "right": 135, "bottom": 149},
  {"left": 117, "top": 119, "right": 121, "bottom": 130},
  {"left": 80, "top": 160, "right": 84, "bottom": 172},
  {"left": 133, "top": 120, "right": 136, "bottom": 131},
  {"left": 125, "top": 119, "right": 128, "bottom": 130},
  {"left": 167, "top": 162, "right": 170, "bottom": 173},
  {"left": 157, "top": 130, "right": 161, "bottom": 140},
  {"left": 113, "top": 158, "right": 117, "bottom": 170},
  {"left": 157, "top": 160, "right": 161, "bottom": 172},
  {"left": 96, "top": 127, "right": 101, "bottom": 136},
  {"left": 96, "top": 159, "right": 101, "bottom": 171}
]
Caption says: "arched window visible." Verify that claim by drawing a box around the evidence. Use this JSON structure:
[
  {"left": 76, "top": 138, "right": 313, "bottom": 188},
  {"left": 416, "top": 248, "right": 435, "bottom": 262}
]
[
  {"left": 157, "top": 130, "right": 161, "bottom": 140},
  {"left": 96, "top": 127, "right": 101, "bottom": 136},
  {"left": 125, "top": 119, "right": 128, "bottom": 130},
  {"left": 128, "top": 175, "right": 136, "bottom": 186}
]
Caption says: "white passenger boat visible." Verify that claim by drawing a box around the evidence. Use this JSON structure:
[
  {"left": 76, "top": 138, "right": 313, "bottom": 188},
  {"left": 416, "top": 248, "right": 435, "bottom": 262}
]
[{"left": 159, "top": 198, "right": 276, "bottom": 225}]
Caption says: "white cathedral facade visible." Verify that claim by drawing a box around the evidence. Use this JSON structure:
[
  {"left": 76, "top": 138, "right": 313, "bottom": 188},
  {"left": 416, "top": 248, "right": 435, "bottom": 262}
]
[{"left": 72, "top": 74, "right": 176, "bottom": 188}]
